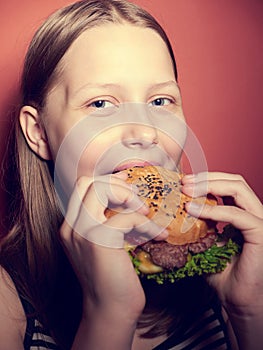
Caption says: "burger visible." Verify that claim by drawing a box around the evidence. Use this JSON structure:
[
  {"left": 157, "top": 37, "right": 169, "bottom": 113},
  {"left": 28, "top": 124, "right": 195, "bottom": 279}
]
[{"left": 105, "top": 166, "right": 241, "bottom": 284}]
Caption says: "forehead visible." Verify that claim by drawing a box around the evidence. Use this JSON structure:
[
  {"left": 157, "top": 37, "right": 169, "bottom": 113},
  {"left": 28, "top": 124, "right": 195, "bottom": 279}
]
[{"left": 59, "top": 23, "right": 175, "bottom": 91}]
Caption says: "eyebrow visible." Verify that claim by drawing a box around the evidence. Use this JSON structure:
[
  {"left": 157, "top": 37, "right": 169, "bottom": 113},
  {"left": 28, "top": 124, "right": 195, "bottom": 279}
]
[
  {"left": 148, "top": 80, "right": 180, "bottom": 92},
  {"left": 72, "top": 80, "right": 180, "bottom": 97}
]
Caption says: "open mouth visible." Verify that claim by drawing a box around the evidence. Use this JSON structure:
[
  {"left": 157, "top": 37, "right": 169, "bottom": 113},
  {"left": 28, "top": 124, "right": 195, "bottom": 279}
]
[{"left": 112, "top": 161, "right": 160, "bottom": 174}]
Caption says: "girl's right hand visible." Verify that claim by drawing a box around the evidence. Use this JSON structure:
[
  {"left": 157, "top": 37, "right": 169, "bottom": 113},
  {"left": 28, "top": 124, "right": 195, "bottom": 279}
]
[{"left": 59, "top": 173, "right": 167, "bottom": 323}]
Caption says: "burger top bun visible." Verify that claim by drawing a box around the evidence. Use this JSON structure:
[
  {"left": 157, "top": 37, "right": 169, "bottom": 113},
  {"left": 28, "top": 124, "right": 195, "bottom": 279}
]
[{"left": 106, "top": 166, "right": 217, "bottom": 245}]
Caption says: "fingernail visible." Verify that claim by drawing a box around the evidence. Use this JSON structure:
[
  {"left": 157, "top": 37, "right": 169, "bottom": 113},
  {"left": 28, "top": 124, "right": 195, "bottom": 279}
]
[
  {"left": 185, "top": 201, "right": 202, "bottom": 216},
  {"left": 113, "top": 172, "right": 128, "bottom": 179},
  {"left": 182, "top": 174, "right": 195, "bottom": 184},
  {"left": 131, "top": 196, "right": 149, "bottom": 214},
  {"left": 162, "top": 228, "right": 169, "bottom": 238},
  {"left": 155, "top": 228, "right": 169, "bottom": 240},
  {"left": 182, "top": 183, "right": 194, "bottom": 191},
  {"left": 131, "top": 184, "right": 139, "bottom": 194},
  {"left": 140, "top": 203, "right": 149, "bottom": 214}
]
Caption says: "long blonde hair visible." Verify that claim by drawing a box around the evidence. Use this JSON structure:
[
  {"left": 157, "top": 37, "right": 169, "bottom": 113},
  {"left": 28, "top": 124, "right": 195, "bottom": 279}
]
[
  {"left": 15, "top": 0, "right": 177, "bottom": 285},
  {"left": 1, "top": 1, "right": 212, "bottom": 348}
]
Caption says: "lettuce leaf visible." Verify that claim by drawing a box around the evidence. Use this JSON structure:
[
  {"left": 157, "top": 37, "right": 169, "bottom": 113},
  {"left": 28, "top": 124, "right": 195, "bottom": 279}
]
[{"left": 129, "top": 225, "right": 242, "bottom": 285}]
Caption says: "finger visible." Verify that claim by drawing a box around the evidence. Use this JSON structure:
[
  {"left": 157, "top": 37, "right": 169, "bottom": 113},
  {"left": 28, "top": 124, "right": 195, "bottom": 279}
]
[
  {"left": 64, "top": 173, "right": 144, "bottom": 226},
  {"left": 71, "top": 180, "right": 149, "bottom": 242},
  {"left": 182, "top": 178, "right": 263, "bottom": 218},
  {"left": 111, "top": 171, "right": 128, "bottom": 180},
  {"left": 106, "top": 211, "right": 169, "bottom": 242},
  {"left": 81, "top": 211, "right": 168, "bottom": 248},
  {"left": 183, "top": 172, "right": 262, "bottom": 207},
  {"left": 185, "top": 201, "right": 263, "bottom": 244},
  {"left": 182, "top": 171, "right": 246, "bottom": 184},
  {"left": 82, "top": 180, "right": 148, "bottom": 221},
  {"left": 62, "top": 176, "right": 91, "bottom": 239}
]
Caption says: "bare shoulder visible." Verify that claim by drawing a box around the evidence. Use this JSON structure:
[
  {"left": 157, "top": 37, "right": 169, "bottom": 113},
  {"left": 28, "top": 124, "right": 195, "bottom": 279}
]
[{"left": 0, "top": 266, "right": 26, "bottom": 349}]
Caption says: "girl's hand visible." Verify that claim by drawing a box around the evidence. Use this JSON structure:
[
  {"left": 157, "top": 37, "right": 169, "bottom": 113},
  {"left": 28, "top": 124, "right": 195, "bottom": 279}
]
[
  {"left": 59, "top": 173, "right": 167, "bottom": 321},
  {"left": 182, "top": 172, "right": 263, "bottom": 349}
]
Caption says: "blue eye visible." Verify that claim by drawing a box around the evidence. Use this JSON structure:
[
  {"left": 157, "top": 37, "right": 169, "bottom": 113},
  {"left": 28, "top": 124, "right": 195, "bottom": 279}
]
[
  {"left": 150, "top": 98, "right": 171, "bottom": 107},
  {"left": 90, "top": 100, "right": 114, "bottom": 108}
]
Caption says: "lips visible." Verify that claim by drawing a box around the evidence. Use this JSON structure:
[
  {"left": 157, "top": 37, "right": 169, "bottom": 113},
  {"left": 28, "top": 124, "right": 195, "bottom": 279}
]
[{"left": 113, "top": 161, "right": 160, "bottom": 173}]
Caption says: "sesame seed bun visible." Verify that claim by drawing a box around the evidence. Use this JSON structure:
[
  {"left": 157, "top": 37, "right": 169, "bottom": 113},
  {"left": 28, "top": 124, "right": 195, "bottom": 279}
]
[{"left": 106, "top": 166, "right": 217, "bottom": 245}]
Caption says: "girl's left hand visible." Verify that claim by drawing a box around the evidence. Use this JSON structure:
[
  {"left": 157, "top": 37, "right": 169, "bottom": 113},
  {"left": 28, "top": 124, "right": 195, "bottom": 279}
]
[{"left": 182, "top": 172, "right": 263, "bottom": 311}]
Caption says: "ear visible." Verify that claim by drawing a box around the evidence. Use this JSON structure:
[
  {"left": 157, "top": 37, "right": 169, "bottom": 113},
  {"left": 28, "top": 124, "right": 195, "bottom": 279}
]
[{"left": 19, "top": 105, "right": 52, "bottom": 160}]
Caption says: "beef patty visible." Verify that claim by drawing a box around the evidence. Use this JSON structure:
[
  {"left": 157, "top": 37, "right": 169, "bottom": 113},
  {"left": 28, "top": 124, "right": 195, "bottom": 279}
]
[{"left": 137, "top": 232, "right": 217, "bottom": 270}]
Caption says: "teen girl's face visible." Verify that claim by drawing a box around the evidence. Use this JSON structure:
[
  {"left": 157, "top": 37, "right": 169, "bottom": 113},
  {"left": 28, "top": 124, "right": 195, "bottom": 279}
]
[{"left": 42, "top": 23, "right": 186, "bottom": 188}]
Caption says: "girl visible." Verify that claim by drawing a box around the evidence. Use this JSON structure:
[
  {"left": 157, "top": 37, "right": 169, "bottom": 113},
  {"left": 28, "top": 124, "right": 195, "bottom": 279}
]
[{"left": 0, "top": 0, "right": 263, "bottom": 349}]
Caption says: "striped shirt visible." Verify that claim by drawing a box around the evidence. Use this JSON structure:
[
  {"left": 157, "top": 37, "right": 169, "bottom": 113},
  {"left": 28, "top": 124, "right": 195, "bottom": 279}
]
[
  {"left": 21, "top": 297, "right": 231, "bottom": 350},
  {"left": 21, "top": 297, "right": 58, "bottom": 350},
  {"left": 153, "top": 307, "right": 231, "bottom": 350}
]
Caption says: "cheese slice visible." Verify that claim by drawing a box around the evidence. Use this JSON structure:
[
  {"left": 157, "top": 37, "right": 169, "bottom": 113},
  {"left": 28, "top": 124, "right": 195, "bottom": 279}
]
[{"left": 136, "top": 250, "right": 163, "bottom": 274}]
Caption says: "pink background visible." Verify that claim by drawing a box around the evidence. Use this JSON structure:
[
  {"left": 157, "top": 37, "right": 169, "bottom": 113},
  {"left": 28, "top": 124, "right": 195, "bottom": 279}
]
[{"left": 0, "top": 0, "right": 262, "bottom": 234}]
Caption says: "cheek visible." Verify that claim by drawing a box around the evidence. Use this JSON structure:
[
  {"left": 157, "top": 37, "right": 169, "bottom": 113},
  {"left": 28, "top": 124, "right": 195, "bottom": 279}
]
[
  {"left": 77, "top": 141, "right": 106, "bottom": 177},
  {"left": 156, "top": 112, "right": 187, "bottom": 166},
  {"left": 77, "top": 129, "right": 118, "bottom": 177},
  {"left": 47, "top": 131, "right": 65, "bottom": 160},
  {"left": 149, "top": 107, "right": 187, "bottom": 156},
  {"left": 44, "top": 117, "right": 74, "bottom": 160},
  {"left": 159, "top": 133, "right": 184, "bottom": 165}
]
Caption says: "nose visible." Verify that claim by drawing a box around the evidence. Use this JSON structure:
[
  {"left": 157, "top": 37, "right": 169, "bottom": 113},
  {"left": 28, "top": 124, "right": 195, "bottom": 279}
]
[
  {"left": 122, "top": 125, "right": 158, "bottom": 149},
  {"left": 121, "top": 104, "right": 158, "bottom": 149}
]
